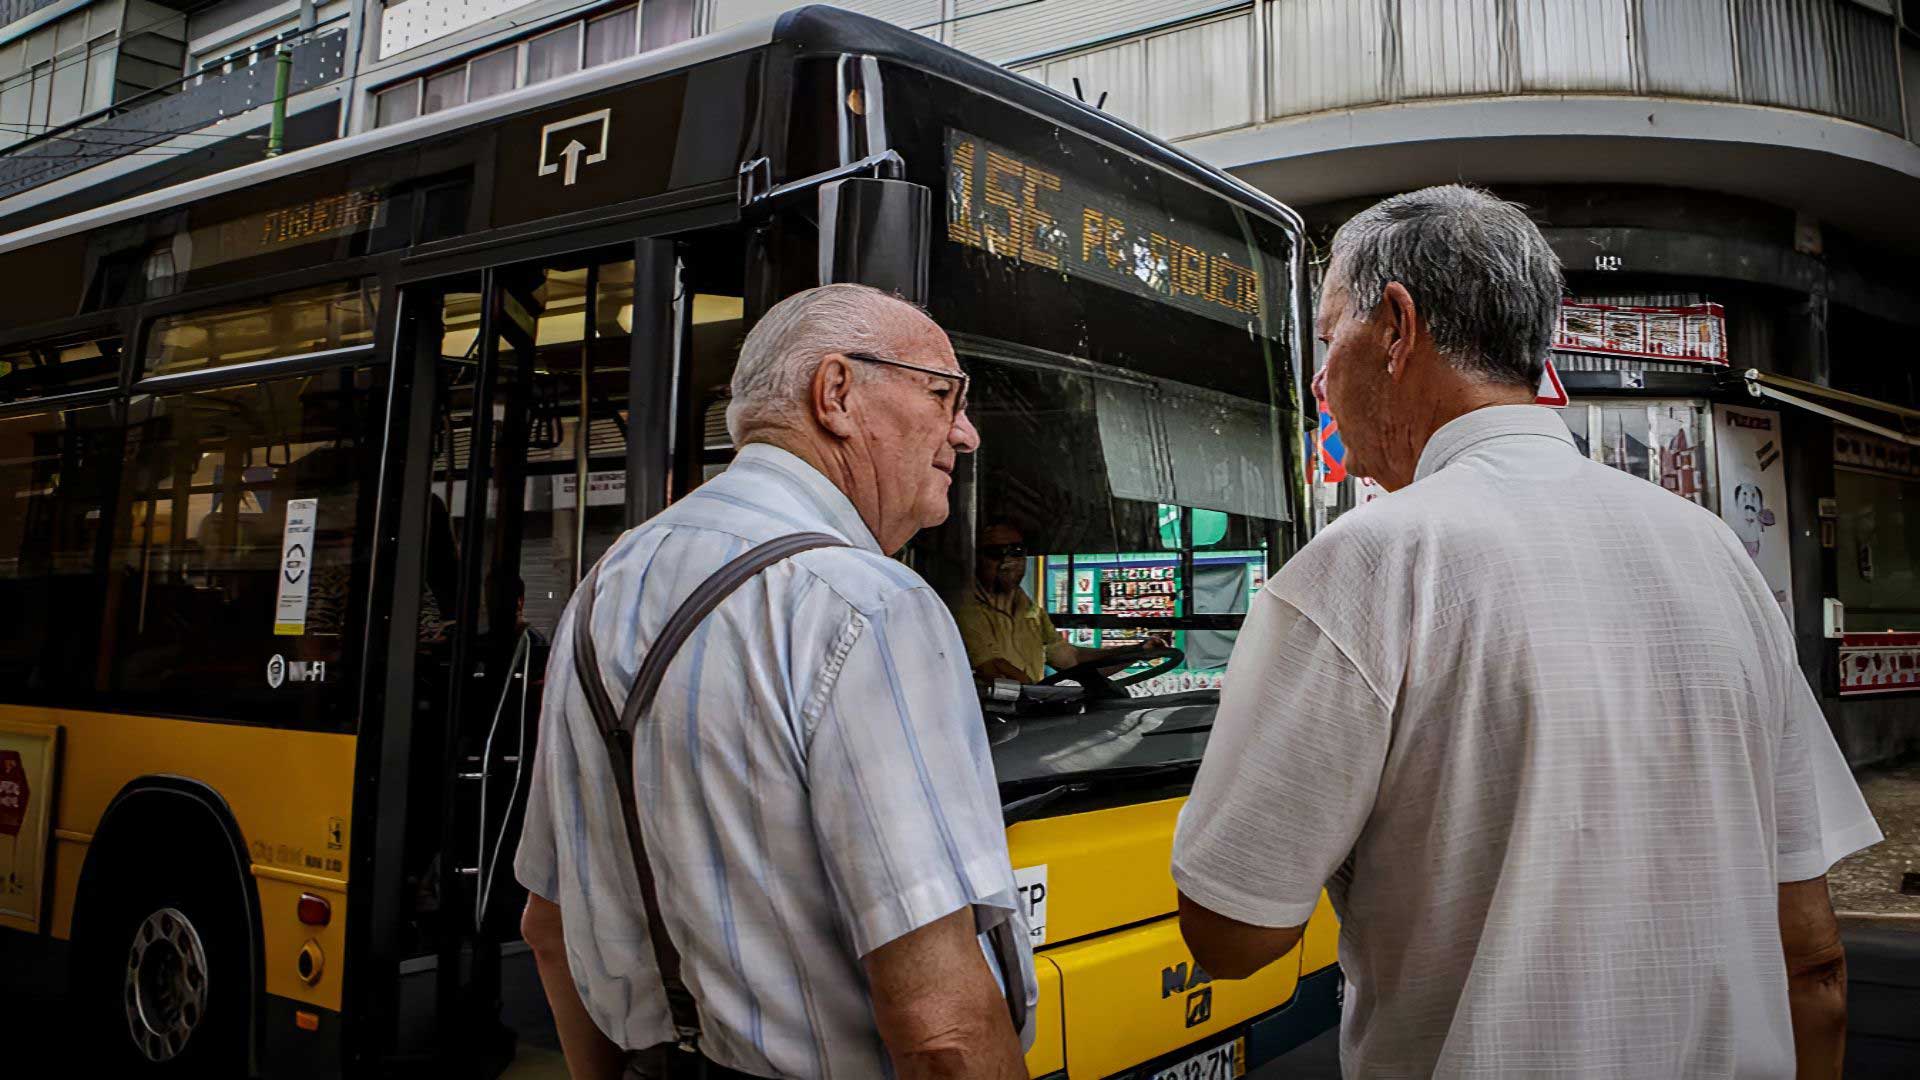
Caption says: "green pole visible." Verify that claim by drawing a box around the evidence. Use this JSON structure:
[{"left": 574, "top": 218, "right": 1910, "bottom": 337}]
[{"left": 266, "top": 43, "right": 293, "bottom": 157}]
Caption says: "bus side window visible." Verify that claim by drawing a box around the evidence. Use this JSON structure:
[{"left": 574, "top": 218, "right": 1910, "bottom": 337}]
[
  {"left": 99, "top": 368, "right": 382, "bottom": 729},
  {"left": 0, "top": 403, "right": 120, "bottom": 705}
]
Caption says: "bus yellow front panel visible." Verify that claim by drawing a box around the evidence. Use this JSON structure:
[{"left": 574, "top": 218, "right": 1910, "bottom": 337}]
[
  {"left": 1044, "top": 914, "right": 1300, "bottom": 1078},
  {"left": 10, "top": 705, "right": 356, "bottom": 1011},
  {"left": 1006, "top": 797, "right": 1183, "bottom": 945},
  {"left": 1300, "top": 892, "right": 1340, "bottom": 976},
  {"left": 1024, "top": 953, "right": 1065, "bottom": 1076}
]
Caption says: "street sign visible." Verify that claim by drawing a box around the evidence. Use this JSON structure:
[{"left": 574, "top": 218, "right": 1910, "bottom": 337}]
[
  {"left": 1535, "top": 357, "right": 1569, "bottom": 408},
  {"left": 1316, "top": 407, "right": 1348, "bottom": 483}
]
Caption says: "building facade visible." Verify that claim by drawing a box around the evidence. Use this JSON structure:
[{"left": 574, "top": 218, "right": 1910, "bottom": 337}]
[
  {"left": 810, "top": 0, "right": 1920, "bottom": 769},
  {"left": 6, "top": 0, "right": 1920, "bottom": 765}
]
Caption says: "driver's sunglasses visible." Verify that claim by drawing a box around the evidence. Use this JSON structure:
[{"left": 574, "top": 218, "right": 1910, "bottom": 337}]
[
  {"left": 978, "top": 543, "right": 1027, "bottom": 561},
  {"left": 843, "top": 351, "right": 970, "bottom": 418}
]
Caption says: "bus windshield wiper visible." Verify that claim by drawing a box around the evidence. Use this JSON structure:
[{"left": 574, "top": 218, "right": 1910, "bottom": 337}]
[
  {"left": 1002, "top": 782, "right": 1088, "bottom": 825},
  {"left": 1000, "top": 761, "right": 1201, "bottom": 822}
]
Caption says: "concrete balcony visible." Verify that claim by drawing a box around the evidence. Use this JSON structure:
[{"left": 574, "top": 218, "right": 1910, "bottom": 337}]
[
  {"left": 0, "top": 25, "right": 344, "bottom": 203},
  {"left": 1008, "top": 0, "right": 1920, "bottom": 248}
]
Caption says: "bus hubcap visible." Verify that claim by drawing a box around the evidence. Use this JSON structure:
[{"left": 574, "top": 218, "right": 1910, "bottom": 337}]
[{"left": 124, "top": 906, "right": 209, "bottom": 1062}]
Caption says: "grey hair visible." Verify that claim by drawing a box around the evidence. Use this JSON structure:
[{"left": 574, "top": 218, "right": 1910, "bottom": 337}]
[
  {"left": 725, "top": 283, "right": 918, "bottom": 443},
  {"left": 1329, "top": 184, "right": 1563, "bottom": 388}
]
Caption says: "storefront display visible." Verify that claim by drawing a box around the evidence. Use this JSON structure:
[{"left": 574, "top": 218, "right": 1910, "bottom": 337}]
[
  {"left": 1555, "top": 400, "right": 1714, "bottom": 508},
  {"left": 1554, "top": 300, "right": 1727, "bottom": 365},
  {"left": 1713, "top": 404, "right": 1793, "bottom": 629},
  {"left": 1835, "top": 428, "right": 1920, "bottom": 649}
]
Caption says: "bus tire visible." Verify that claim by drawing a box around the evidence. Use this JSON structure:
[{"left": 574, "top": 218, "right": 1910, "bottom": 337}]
[{"left": 75, "top": 833, "right": 251, "bottom": 1076}]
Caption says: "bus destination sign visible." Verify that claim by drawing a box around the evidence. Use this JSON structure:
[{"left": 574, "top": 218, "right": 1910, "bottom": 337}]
[
  {"left": 944, "top": 129, "right": 1268, "bottom": 330},
  {"left": 166, "top": 186, "right": 390, "bottom": 278}
]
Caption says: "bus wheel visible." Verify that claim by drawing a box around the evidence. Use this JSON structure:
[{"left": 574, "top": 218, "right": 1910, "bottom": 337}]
[
  {"left": 80, "top": 846, "right": 250, "bottom": 1074},
  {"left": 125, "top": 906, "right": 213, "bottom": 1063}
]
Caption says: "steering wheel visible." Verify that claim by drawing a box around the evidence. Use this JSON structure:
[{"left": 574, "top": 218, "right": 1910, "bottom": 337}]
[{"left": 1039, "top": 646, "right": 1185, "bottom": 699}]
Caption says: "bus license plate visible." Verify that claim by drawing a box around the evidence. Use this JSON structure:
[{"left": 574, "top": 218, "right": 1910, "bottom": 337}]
[{"left": 1150, "top": 1036, "right": 1246, "bottom": 1080}]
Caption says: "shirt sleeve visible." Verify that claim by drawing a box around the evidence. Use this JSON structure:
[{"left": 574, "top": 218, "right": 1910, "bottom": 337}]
[
  {"left": 1172, "top": 590, "right": 1391, "bottom": 928},
  {"left": 1775, "top": 671, "right": 1882, "bottom": 883},
  {"left": 807, "top": 585, "right": 1023, "bottom": 958},
  {"left": 513, "top": 617, "right": 574, "bottom": 903}
]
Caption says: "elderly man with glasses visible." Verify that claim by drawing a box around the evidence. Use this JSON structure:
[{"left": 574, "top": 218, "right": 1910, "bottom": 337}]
[{"left": 516, "top": 283, "right": 1035, "bottom": 1079}]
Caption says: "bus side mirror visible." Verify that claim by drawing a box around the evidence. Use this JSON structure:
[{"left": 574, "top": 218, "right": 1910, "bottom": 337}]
[{"left": 819, "top": 177, "right": 931, "bottom": 306}]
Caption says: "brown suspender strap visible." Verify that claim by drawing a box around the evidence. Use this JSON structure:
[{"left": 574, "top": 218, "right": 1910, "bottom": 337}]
[
  {"left": 571, "top": 531, "right": 1030, "bottom": 1057},
  {"left": 570, "top": 533, "right": 847, "bottom": 1051}
]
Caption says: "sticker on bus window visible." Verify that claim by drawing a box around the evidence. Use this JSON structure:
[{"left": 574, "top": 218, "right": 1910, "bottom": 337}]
[
  {"left": 274, "top": 499, "right": 318, "bottom": 636},
  {"left": 1014, "top": 864, "right": 1048, "bottom": 946}
]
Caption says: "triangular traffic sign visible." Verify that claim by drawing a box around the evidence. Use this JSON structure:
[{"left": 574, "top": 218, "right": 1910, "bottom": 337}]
[{"left": 1535, "top": 357, "right": 1569, "bottom": 408}]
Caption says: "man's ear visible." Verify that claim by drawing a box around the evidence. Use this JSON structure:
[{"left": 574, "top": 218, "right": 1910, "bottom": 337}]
[
  {"left": 812, "top": 355, "right": 859, "bottom": 438},
  {"left": 1380, "top": 281, "right": 1420, "bottom": 382}
]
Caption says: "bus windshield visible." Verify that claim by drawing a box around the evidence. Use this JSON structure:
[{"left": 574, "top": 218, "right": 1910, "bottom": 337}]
[{"left": 879, "top": 78, "right": 1304, "bottom": 798}]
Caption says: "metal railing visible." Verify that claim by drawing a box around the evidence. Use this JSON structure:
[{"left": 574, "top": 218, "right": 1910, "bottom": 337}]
[{"left": 0, "top": 15, "right": 348, "bottom": 199}]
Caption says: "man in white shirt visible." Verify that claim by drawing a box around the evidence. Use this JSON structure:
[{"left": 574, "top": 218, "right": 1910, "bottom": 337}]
[{"left": 1171, "top": 185, "right": 1881, "bottom": 1078}]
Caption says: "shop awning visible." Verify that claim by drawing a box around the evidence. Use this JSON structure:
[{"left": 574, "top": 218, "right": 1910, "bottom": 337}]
[{"left": 1739, "top": 370, "right": 1920, "bottom": 447}]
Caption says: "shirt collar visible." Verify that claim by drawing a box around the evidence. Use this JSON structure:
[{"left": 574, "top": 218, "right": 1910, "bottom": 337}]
[
  {"left": 729, "top": 442, "right": 884, "bottom": 554},
  {"left": 1414, "top": 404, "right": 1577, "bottom": 483}
]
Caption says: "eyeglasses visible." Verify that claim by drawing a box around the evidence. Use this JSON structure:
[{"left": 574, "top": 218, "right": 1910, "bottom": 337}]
[
  {"left": 843, "top": 351, "right": 970, "bottom": 418},
  {"left": 978, "top": 543, "right": 1026, "bottom": 561}
]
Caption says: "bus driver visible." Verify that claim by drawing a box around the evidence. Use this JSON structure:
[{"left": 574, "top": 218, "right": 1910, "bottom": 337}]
[{"left": 956, "top": 521, "right": 1170, "bottom": 684}]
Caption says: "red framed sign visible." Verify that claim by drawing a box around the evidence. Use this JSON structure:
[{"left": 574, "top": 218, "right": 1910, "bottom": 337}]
[
  {"left": 1553, "top": 301, "right": 1727, "bottom": 365},
  {"left": 1838, "top": 633, "right": 1920, "bottom": 696}
]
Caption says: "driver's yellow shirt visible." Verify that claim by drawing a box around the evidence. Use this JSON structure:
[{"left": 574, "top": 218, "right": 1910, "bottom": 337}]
[{"left": 953, "top": 583, "right": 1059, "bottom": 684}]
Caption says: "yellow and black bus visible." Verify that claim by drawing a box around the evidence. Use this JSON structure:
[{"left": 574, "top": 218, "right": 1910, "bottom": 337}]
[{"left": 0, "top": 7, "right": 1336, "bottom": 1076}]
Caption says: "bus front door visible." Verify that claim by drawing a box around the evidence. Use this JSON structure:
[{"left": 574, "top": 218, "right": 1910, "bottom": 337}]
[{"left": 397, "top": 251, "right": 660, "bottom": 1067}]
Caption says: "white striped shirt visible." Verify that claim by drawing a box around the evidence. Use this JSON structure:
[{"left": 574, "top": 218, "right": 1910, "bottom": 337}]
[{"left": 515, "top": 443, "right": 1037, "bottom": 1077}]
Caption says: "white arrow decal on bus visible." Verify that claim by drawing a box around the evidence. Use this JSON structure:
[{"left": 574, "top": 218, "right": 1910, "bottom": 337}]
[{"left": 538, "top": 109, "right": 611, "bottom": 187}]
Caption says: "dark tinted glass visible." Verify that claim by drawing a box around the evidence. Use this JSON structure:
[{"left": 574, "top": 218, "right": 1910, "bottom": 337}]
[
  {"left": 865, "top": 61, "right": 1303, "bottom": 803},
  {"left": 101, "top": 365, "right": 383, "bottom": 729},
  {"left": 0, "top": 403, "right": 120, "bottom": 702},
  {"left": 143, "top": 280, "right": 376, "bottom": 378},
  {"left": 0, "top": 334, "right": 122, "bottom": 403}
]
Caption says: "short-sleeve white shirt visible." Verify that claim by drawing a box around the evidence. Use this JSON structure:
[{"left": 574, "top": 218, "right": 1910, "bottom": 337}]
[
  {"left": 1173, "top": 405, "right": 1880, "bottom": 1078},
  {"left": 515, "top": 443, "right": 1037, "bottom": 1077}
]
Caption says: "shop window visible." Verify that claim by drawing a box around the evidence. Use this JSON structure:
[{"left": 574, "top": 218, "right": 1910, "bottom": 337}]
[
  {"left": 1566, "top": 400, "right": 1711, "bottom": 506},
  {"left": 143, "top": 280, "right": 377, "bottom": 378},
  {"left": 0, "top": 404, "right": 120, "bottom": 704},
  {"left": 1836, "top": 437, "right": 1920, "bottom": 632},
  {"left": 0, "top": 334, "right": 123, "bottom": 403},
  {"left": 101, "top": 366, "right": 383, "bottom": 728}
]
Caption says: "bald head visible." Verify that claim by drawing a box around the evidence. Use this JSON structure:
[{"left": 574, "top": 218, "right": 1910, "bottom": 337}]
[
  {"left": 726, "top": 284, "right": 944, "bottom": 444},
  {"left": 721, "top": 283, "right": 978, "bottom": 554}
]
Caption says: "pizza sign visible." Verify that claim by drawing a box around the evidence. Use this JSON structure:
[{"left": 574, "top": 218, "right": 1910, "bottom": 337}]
[{"left": 0, "top": 750, "right": 26, "bottom": 837}]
